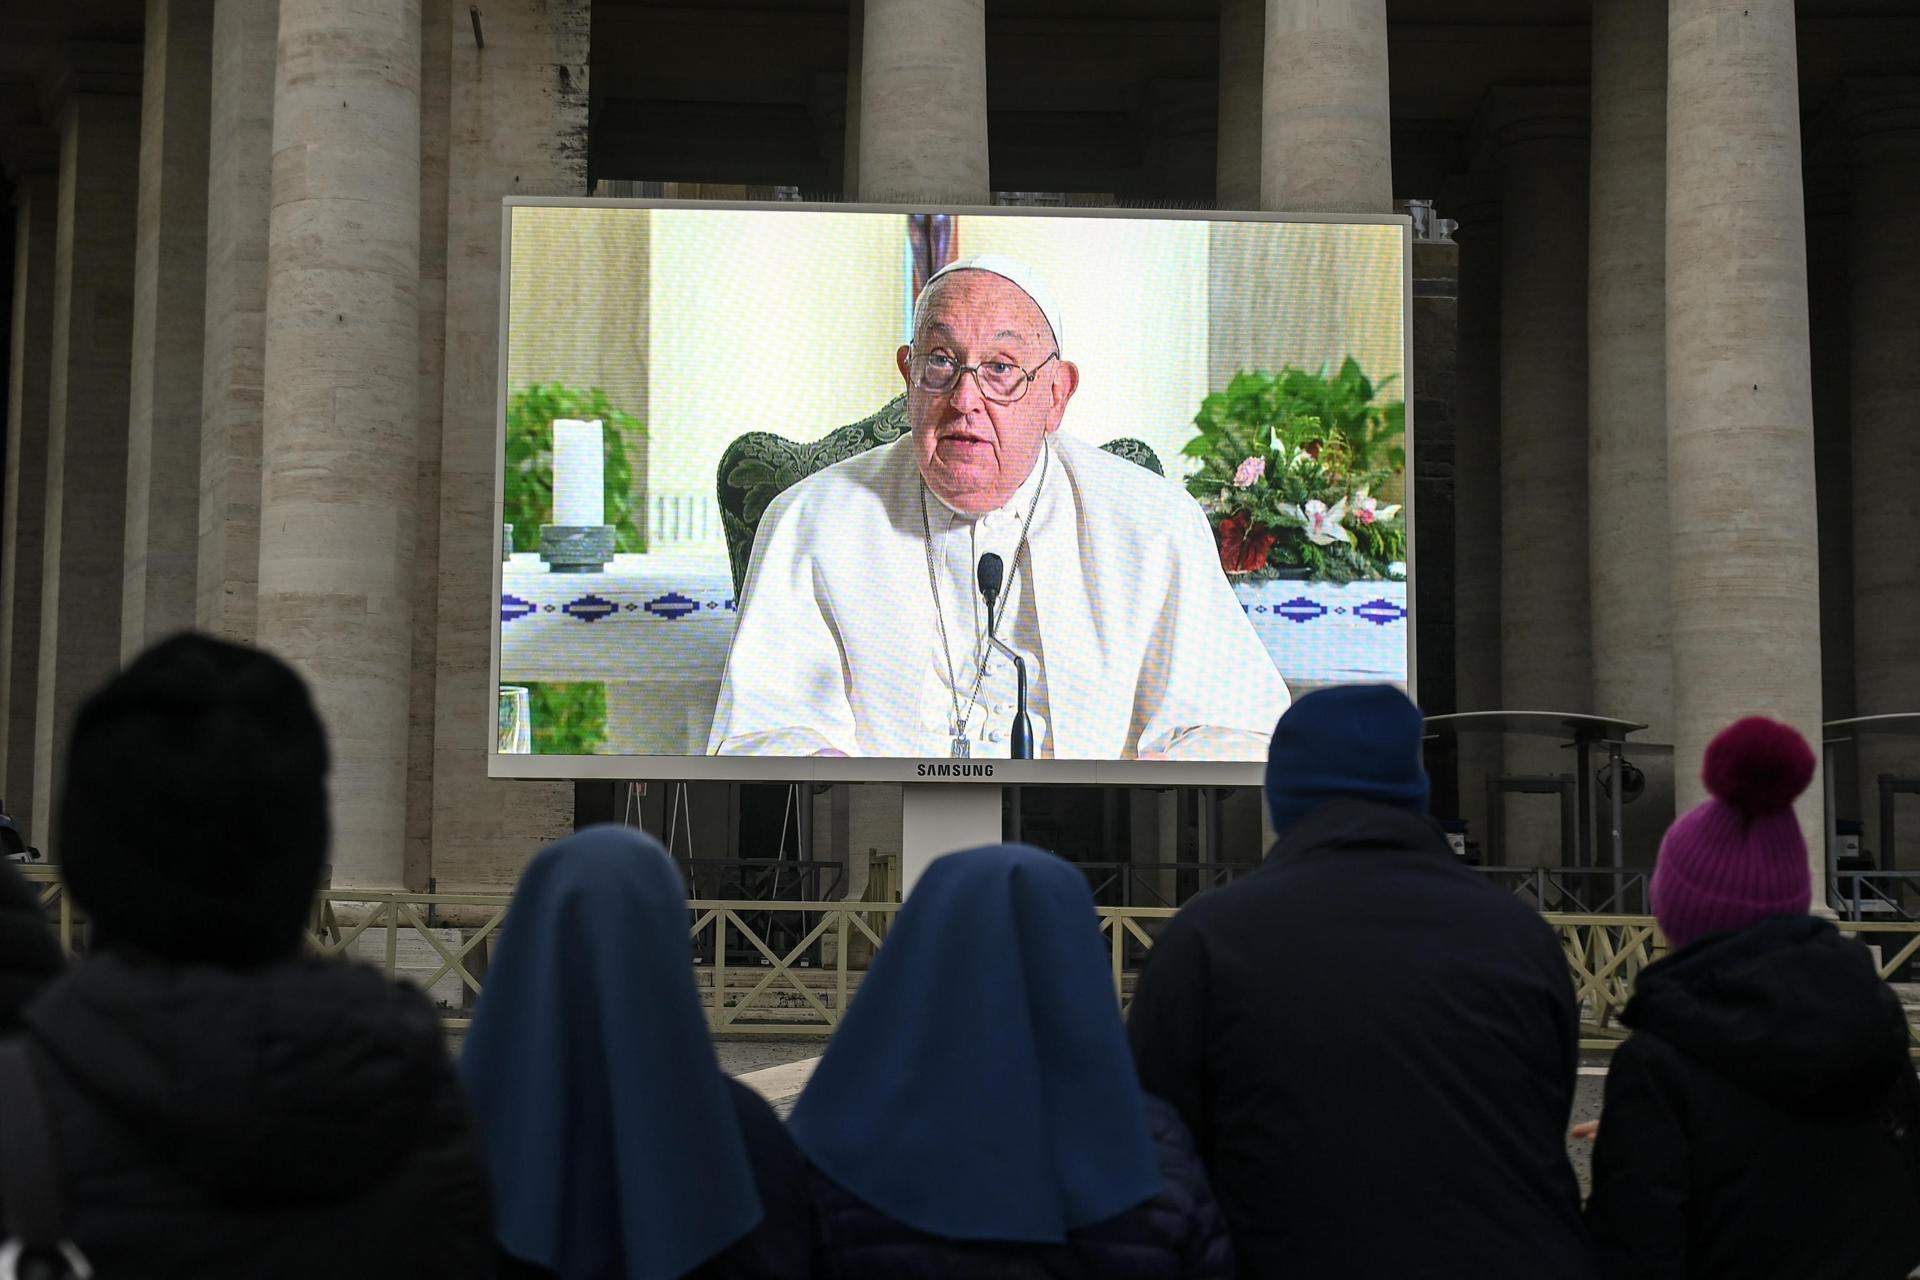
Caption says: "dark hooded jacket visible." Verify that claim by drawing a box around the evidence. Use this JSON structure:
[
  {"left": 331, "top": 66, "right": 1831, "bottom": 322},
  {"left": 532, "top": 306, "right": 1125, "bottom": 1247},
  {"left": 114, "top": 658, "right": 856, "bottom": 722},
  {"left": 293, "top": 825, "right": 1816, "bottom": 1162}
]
[
  {"left": 1128, "top": 798, "right": 1596, "bottom": 1280},
  {"left": 2, "top": 951, "right": 493, "bottom": 1278},
  {"left": 1585, "top": 915, "right": 1920, "bottom": 1280},
  {"left": 0, "top": 857, "right": 62, "bottom": 1031}
]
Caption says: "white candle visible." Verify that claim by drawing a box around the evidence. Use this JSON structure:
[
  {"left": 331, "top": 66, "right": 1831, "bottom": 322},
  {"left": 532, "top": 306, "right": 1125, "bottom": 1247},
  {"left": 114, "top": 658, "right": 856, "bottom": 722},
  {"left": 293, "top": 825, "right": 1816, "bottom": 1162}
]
[{"left": 552, "top": 418, "right": 606, "bottom": 527}]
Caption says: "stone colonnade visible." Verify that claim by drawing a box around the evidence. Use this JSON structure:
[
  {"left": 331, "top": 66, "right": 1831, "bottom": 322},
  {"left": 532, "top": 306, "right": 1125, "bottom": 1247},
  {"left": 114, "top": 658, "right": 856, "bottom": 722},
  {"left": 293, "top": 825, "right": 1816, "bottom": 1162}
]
[
  {"left": 0, "top": 2, "right": 583, "bottom": 884},
  {"left": 0, "top": 1, "right": 1898, "bottom": 890}
]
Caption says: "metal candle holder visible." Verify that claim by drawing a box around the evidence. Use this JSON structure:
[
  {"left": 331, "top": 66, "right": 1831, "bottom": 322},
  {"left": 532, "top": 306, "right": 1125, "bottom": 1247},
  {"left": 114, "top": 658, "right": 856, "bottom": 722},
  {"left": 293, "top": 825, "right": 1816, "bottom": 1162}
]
[{"left": 539, "top": 524, "right": 615, "bottom": 573}]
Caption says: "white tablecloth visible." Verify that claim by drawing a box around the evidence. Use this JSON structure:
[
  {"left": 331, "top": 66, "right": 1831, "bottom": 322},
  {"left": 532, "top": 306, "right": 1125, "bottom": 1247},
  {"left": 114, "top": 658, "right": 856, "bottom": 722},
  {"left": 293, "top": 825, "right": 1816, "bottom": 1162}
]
[
  {"left": 499, "top": 552, "right": 737, "bottom": 752},
  {"left": 1231, "top": 578, "right": 1410, "bottom": 695},
  {"left": 499, "top": 553, "right": 1409, "bottom": 751}
]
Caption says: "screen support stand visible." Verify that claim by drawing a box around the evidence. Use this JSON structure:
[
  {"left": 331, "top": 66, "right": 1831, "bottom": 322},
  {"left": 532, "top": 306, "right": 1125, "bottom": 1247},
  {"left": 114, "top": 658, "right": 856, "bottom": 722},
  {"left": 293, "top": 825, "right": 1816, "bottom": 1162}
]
[{"left": 900, "top": 785, "right": 1004, "bottom": 896}]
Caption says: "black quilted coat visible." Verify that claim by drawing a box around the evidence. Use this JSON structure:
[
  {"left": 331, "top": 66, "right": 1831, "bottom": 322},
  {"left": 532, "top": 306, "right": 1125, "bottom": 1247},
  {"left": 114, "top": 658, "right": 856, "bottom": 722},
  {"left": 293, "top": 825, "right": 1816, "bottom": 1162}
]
[
  {"left": 0, "top": 857, "right": 61, "bottom": 1031},
  {"left": 2, "top": 951, "right": 494, "bottom": 1278}
]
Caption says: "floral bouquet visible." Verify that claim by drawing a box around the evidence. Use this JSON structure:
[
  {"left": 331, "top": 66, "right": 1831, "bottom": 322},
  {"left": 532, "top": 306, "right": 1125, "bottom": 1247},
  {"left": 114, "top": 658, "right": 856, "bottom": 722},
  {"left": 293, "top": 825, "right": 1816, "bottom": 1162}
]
[{"left": 1182, "top": 362, "right": 1407, "bottom": 584}]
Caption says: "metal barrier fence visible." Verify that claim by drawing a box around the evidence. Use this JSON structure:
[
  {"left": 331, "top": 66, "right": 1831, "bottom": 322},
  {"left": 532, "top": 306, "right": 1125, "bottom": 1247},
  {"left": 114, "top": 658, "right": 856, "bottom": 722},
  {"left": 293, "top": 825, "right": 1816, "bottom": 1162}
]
[
  {"left": 21, "top": 865, "right": 1919, "bottom": 1055},
  {"left": 1481, "top": 867, "right": 1650, "bottom": 915},
  {"left": 1832, "top": 871, "right": 1920, "bottom": 923}
]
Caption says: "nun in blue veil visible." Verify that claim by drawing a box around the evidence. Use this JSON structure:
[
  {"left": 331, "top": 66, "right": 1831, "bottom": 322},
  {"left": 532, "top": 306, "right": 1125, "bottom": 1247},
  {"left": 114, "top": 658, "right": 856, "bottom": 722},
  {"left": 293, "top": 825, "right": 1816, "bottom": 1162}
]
[
  {"left": 461, "top": 826, "right": 811, "bottom": 1280},
  {"left": 788, "top": 844, "right": 1233, "bottom": 1278}
]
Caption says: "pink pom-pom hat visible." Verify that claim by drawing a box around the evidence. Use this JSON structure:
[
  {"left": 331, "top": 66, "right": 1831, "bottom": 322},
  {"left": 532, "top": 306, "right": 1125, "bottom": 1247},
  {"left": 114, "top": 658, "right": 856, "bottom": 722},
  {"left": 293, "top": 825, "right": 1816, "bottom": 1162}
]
[{"left": 1650, "top": 717, "right": 1816, "bottom": 950}]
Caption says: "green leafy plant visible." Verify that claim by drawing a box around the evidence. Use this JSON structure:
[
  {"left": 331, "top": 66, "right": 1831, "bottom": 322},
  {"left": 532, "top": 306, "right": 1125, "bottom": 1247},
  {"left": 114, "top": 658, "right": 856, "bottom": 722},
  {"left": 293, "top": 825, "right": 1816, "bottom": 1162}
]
[
  {"left": 1183, "top": 362, "right": 1407, "bottom": 584},
  {"left": 503, "top": 384, "right": 646, "bottom": 554},
  {"left": 527, "top": 682, "right": 607, "bottom": 755}
]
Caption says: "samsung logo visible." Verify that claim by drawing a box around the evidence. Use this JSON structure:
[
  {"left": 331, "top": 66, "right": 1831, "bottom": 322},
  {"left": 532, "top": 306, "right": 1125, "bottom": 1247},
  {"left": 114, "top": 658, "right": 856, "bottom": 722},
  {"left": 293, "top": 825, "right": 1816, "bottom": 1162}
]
[{"left": 917, "top": 763, "right": 995, "bottom": 777}]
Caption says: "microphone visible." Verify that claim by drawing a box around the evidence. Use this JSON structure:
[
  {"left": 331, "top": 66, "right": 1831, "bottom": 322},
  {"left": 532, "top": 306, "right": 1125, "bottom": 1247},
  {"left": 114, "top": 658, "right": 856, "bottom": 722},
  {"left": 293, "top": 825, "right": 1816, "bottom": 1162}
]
[
  {"left": 975, "top": 553, "right": 1033, "bottom": 760},
  {"left": 976, "top": 552, "right": 1004, "bottom": 620}
]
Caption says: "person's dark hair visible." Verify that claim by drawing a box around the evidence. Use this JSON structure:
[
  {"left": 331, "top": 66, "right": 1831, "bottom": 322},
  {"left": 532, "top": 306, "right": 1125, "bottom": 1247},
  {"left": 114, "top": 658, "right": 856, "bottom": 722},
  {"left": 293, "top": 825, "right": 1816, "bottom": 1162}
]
[{"left": 59, "top": 633, "right": 330, "bottom": 968}]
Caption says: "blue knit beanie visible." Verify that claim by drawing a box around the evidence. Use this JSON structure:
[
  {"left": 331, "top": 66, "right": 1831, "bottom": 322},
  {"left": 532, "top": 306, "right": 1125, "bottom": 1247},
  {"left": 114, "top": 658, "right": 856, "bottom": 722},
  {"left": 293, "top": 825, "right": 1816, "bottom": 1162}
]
[{"left": 1265, "top": 684, "right": 1430, "bottom": 836}]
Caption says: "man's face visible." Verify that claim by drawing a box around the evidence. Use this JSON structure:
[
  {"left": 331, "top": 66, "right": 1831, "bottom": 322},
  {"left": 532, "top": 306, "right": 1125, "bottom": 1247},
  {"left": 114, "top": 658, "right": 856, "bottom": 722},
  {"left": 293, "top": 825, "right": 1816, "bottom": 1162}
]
[{"left": 897, "top": 271, "right": 1079, "bottom": 515}]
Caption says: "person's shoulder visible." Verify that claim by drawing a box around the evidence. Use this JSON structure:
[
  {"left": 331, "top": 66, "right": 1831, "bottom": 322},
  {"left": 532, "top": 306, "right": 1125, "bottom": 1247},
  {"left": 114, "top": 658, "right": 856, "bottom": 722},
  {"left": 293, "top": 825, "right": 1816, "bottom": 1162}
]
[{"left": 1177, "top": 859, "right": 1290, "bottom": 921}]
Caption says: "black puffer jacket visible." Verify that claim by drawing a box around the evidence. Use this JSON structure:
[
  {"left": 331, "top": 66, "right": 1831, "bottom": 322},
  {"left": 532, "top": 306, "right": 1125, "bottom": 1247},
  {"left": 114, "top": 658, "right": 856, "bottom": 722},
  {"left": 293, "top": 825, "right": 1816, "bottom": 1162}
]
[
  {"left": 0, "top": 858, "right": 61, "bottom": 1030},
  {"left": 1586, "top": 915, "right": 1920, "bottom": 1280},
  {"left": 807, "top": 1093, "right": 1233, "bottom": 1279},
  {"left": 1130, "top": 800, "right": 1595, "bottom": 1280},
  {"left": 4, "top": 951, "right": 493, "bottom": 1277}
]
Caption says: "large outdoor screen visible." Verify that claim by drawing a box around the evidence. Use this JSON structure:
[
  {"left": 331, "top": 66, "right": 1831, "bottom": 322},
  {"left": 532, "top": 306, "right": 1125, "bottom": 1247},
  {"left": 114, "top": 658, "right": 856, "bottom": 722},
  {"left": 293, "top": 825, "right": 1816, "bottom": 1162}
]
[{"left": 491, "top": 200, "right": 1412, "bottom": 784}]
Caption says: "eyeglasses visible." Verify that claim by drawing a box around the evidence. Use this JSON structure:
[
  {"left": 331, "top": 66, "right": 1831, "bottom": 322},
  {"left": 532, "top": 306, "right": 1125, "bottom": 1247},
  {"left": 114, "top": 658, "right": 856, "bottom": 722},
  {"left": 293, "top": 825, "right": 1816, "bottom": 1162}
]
[{"left": 908, "top": 349, "right": 1060, "bottom": 405}]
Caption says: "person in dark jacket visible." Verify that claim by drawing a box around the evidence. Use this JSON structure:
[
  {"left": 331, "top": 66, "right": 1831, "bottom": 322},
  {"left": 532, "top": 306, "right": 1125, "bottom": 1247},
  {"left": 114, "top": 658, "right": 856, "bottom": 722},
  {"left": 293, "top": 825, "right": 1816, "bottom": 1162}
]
[
  {"left": 1128, "top": 684, "right": 1597, "bottom": 1280},
  {"left": 789, "top": 843, "right": 1234, "bottom": 1280},
  {"left": 1585, "top": 716, "right": 1920, "bottom": 1279},
  {"left": 0, "top": 855, "right": 62, "bottom": 1031},
  {"left": 0, "top": 633, "right": 492, "bottom": 1277},
  {"left": 461, "top": 825, "right": 812, "bottom": 1280}
]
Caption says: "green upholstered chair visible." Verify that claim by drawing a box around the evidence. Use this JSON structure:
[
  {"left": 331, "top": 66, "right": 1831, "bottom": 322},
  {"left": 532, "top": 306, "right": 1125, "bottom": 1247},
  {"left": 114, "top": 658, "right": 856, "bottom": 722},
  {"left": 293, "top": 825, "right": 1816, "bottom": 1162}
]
[{"left": 716, "top": 393, "right": 1165, "bottom": 594}]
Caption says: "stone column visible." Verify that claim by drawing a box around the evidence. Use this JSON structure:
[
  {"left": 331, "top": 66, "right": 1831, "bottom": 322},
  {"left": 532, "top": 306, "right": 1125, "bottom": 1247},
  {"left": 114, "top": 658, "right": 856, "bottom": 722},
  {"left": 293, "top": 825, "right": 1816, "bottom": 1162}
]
[
  {"left": 1488, "top": 88, "right": 1591, "bottom": 865},
  {"left": 1216, "top": 0, "right": 1262, "bottom": 209},
  {"left": 1667, "top": 0, "right": 1824, "bottom": 876},
  {"left": 856, "top": 0, "right": 988, "bottom": 204},
  {"left": 427, "top": 0, "right": 584, "bottom": 889},
  {"left": 1804, "top": 155, "right": 1853, "bottom": 832},
  {"left": 1444, "top": 174, "right": 1501, "bottom": 857},
  {"left": 409, "top": 0, "right": 452, "bottom": 890},
  {"left": 842, "top": 0, "right": 862, "bottom": 198},
  {"left": 123, "top": 0, "right": 214, "bottom": 660},
  {"left": 1, "top": 161, "right": 57, "bottom": 838},
  {"left": 1411, "top": 234, "right": 1458, "bottom": 809},
  {"left": 33, "top": 61, "right": 143, "bottom": 847},
  {"left": 261, "top": 0, "right": 421, "bottom": 886},
  {"left": 197, "top": 0, "right": 277, "bottom": 641},
  {"left": 1260, "top": 0, "right": 1391, "bottom": 212},
  {"left": 1588, "top": 0, "right": 1672, "bottom": 867},
  {"left": 1843, "top": 80, "right": 1920, "bottom": 868}
]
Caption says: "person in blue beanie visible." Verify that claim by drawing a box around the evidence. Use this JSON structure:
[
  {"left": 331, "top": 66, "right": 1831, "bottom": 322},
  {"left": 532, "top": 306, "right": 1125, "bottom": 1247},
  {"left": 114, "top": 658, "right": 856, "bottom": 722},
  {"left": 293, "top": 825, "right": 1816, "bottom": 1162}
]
[{"left": 1128, "top": 685, "right": 1596, "bottom": 1279}]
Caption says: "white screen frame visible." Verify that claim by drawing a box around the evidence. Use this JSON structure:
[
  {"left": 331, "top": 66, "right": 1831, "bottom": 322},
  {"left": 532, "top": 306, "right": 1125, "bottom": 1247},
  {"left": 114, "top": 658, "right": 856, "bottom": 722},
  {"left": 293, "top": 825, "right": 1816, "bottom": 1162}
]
[{"left": 488, "top": 197, "right": 1416, "bottom": 786}]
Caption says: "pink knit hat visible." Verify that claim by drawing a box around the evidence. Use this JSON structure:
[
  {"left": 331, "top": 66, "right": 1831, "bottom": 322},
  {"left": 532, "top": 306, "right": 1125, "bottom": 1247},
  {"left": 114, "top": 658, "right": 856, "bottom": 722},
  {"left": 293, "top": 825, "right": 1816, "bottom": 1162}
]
[{"left": 1650, "top": 717, "right": 1816, "bottom": 949}]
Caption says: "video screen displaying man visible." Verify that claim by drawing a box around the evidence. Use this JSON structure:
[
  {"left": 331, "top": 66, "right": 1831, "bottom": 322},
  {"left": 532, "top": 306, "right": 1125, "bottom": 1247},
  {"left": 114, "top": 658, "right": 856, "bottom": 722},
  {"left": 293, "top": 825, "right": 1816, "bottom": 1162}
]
[{"left": 708, "top": 255, "right": 1293, "bottom": 760}]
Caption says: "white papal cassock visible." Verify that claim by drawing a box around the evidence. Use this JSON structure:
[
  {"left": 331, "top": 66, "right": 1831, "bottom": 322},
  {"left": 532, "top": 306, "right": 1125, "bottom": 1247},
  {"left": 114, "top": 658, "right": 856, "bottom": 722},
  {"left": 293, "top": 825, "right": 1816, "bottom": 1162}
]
[{"left": 708, "top": 432, "right": 1292, "bottom": 759}]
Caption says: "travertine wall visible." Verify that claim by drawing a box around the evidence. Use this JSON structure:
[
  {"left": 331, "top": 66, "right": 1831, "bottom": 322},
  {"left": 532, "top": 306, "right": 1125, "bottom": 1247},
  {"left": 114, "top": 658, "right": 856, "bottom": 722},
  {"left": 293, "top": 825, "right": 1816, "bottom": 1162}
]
[
  {"left": 259, "top": 0, "right": 422, "bottom": 886},
  {"left": 196, "top": 0, "right": 275, "bottom": 643},
  {"left": 123, "top": 0, "right": 212, "bottom": 660},
  {"left": 1588, "top": 0, "right": 1673, "bottom": 866},
  {"left": 1666, "top": 0, "right": 1825, "bottom": 876},
  {"left": 1, "top": 174, "right": 56, "bottom": 839},
  {"left": 34, "top": 84, "right": 142, "bottom": 846},
  {"left": 426, "top": 0, "right": 588, "bottom": 889}
]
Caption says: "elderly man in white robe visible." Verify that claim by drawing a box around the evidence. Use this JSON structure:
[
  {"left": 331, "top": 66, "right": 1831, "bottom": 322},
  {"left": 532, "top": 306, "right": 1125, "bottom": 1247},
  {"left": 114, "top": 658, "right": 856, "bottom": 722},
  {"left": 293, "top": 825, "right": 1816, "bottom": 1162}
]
[{"left": 708, "top": 254, "right": 1291, "bottom": 760}]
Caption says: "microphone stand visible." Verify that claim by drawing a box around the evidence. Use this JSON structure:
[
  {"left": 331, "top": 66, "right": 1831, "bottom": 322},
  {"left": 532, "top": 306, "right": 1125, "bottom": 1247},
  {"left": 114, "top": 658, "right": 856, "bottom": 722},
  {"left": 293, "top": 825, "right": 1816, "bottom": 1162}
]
[{"left": 983, "top": 596, "right": 1034, "bottom": 760}]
